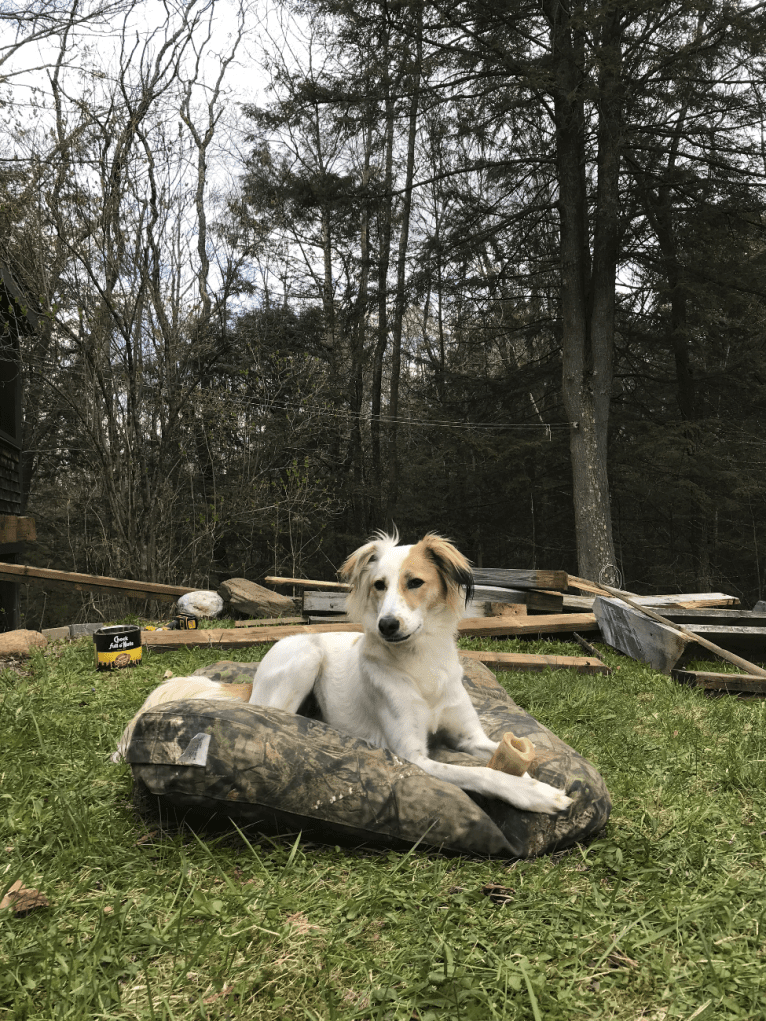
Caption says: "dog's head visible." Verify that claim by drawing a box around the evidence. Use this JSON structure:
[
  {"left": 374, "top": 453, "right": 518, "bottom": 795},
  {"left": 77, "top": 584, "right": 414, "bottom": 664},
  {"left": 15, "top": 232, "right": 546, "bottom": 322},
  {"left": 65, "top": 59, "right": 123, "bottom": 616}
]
[{"left": 339, "top": 531, "right": 473, "bottom": 645}]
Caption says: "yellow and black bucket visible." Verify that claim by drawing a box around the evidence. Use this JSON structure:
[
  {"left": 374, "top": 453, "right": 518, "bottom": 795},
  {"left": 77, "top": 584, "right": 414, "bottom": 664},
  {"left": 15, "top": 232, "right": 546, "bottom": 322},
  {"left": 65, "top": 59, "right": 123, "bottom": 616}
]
[{"left": 94, "top": 625, "right": 142, "bottom": 671}]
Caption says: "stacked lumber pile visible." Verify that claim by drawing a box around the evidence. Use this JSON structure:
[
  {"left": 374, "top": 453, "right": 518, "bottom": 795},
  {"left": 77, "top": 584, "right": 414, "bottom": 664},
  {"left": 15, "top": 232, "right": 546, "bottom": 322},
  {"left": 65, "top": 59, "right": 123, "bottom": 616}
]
[
  {"left": 5, "top": 556, "right": 763, "bottom": 690},
  {"left": 137, "top": 567, "right": 615, "bottom": 674},
  {"left": 271, "top": 569, "right": 740, "bottom": 642}
]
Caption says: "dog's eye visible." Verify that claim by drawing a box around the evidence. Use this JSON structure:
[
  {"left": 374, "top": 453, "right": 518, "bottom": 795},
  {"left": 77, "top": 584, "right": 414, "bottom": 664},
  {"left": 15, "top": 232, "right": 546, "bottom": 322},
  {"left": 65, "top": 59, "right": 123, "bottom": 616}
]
[
  {"left": 374, "top": 580, "right": 386, "bottom": 591},
  {"left": 407, "top": 578, "right": 424, "bottom": 589}
]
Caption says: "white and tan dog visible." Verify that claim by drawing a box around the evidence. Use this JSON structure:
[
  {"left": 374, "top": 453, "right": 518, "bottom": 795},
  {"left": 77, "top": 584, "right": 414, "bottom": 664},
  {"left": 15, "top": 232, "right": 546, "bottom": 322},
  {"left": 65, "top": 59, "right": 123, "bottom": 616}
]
[{"left": 112, "top": 532, "right": 572, "bottom": 815}]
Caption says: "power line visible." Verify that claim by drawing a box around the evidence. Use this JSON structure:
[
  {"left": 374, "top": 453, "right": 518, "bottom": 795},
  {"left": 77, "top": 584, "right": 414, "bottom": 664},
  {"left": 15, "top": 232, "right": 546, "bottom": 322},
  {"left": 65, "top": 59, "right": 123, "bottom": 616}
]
[{"left": 20, "top": 355, "right": 571, "bottom": 433}]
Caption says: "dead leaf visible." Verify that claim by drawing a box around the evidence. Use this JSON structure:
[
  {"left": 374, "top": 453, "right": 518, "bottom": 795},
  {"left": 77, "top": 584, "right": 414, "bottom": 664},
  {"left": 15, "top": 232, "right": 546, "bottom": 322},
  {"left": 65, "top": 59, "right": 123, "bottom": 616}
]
[
  {"left": 135, "top": 830, "right": 160, "bottom": 845},
  {"left": 481, "top": 882, "right": 515, "bottom": 905},
  {"left": 285, "top": 911, "right": 321, "bottom": 934},
  {"left": 606, "top": 950, "right": 638, "bottom": 970},
  {"left": 203, "top": 984, "right": 234, "bottom": 1005},
  {"left": 0, "top": 880, "right": 50, "bottom": 916}
]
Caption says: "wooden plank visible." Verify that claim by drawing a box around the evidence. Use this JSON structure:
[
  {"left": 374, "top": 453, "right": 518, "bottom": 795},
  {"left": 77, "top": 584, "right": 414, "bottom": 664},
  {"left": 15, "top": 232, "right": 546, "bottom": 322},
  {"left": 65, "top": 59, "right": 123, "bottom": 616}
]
[
  {"left": 568, "top": 576, "right": 740, "bottom": 608},
  {"left": 672, "top": 670, "right": 766, "bottom": 694},
  {"left": 456, "top": 613, "right": 598, "bottom": 637},
  {"left": 141, "top": 613, "right": 599, "bottom": 651},
  {"left": 657, "top": 609, "right": 766, "bottom": 627},
  {"left": 633, "top": 593, "right": 741, "bottom": 609},
  {"left": 460, "top": 649, "right": 610, "bottom": 675},
  {"left": 0, "top": 562, "right": 195, "bottom": 602},
  {"left": 0, "top": 516, "right": 36, "bottom": 544},
  {"left": 234, "top": 617, "right": 305, "bottom": 628},
  {"left": 141, "top": 622, "right": 364, "bottom": 651},
  {"left": 481, "top": 602, "right": 527, "bottom": 618},
  {"left": 471, "top": 568, "right": 568, "bottom": 592},
  {"left": 473, "top": 585, "right": 563, "bottom": 612},
  {"left": 265, "top": 576, "right": 348, "bottom": 591},
  {"left": 559, "top": 592, "right": 740, "bottom": 611},
  {"left": 304, "top": 586, "right": 563, "bottom": 617},
  {"left": 303, "top": 591, "right": 348, "bottom": 614},
  {"left": 302, "top": 612, "right": 587, "bottom": 630},
  {"left": 678, "top": 624, "right": 766, "bottom": 659},
  {"left": 561, "top": 593, "right": 598, "bottom": 610}
]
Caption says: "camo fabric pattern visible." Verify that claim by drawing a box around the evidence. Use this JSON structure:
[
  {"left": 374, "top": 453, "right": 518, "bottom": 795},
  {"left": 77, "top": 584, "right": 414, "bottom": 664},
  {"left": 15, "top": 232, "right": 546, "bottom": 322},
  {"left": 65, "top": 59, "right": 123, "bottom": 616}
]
[{"left": 127, "top": 657, "right": 611, "bottom": 858}]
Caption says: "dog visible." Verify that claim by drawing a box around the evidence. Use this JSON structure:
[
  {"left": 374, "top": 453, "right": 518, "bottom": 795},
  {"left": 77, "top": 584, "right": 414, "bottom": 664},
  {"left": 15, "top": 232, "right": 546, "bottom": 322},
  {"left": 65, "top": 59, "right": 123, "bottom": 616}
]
[
  {"left": 249, "top": 531, "right": 572, "bottom": 814},
  {"left": 112, "top": 532, "right": 572, "bottom": 815}
]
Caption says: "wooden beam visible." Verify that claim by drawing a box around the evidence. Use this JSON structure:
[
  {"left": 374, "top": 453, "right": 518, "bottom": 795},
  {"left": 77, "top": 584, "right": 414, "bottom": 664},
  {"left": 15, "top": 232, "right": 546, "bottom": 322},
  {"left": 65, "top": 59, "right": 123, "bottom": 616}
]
[
  {"left": 0, "top": 562, "right": 196, "bottom": 602},
  {"left": 457, "top": 613, "right": 598, "bottom": 637},
  {"left": 657, "top": 609, "right": 766, "bottom": 626},
  {"left": 672, "top": 669, "right": 766, "bottom": 694},
  {"left": 631, "top": 593, "right": 741, "bottom": 609},
  {"left": 0, "top": 516, "right": 36, "bottom": 544},
  {"left": 473, "top": 585, "right": 563, "bottom": 612},
  {"left": 460, "top": 650, "right": 610, "bottom": 675},
  {"left": 140, "top": 613, "right": 600, "bottom": 651},
  {"left": 270, "top": 571, "right": 574, "bottom": 597},
  {"left": 304, "top": 586, "right": 564, "bottom": 616},
  {"left": 233, "top": 617, "right": 305, "bottom": 628},
  {"left": 141, "top": 622, "right": 363, "bottom": 651},
  {"left": 471, "top": 568, "right": 569, "bottom": 591},
  {"left": 265, "top": 576, "right": 348, "bottom": 590},
  {"left": 559, "top": 590, "right": 741, "bottom": 611},
  {"left": 302, "top": 591, "right": 348, "bottom": 614}
]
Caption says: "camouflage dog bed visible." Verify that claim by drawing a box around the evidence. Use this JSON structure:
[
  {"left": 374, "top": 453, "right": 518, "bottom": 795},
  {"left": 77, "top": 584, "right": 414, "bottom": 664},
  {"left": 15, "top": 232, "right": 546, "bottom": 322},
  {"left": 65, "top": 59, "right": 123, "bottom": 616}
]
[{"left": 126, "top": 657, "right": 611, "bottom": 858}]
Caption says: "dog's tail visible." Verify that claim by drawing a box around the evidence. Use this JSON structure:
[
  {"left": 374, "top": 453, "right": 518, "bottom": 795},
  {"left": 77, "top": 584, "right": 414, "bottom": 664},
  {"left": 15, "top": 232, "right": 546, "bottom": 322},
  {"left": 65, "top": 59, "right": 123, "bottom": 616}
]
[{"left": 110, "top": 675, "right": 252, "bottom": 763}]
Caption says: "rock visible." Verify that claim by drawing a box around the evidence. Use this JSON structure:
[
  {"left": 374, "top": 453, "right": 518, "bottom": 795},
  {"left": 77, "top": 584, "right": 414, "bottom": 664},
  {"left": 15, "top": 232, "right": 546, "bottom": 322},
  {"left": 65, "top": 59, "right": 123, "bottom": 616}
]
[
  {"left": 218, "top": 579, "right": 298, "bottom": 618},
  {"left": 176, "top": 590, "right": 225, "bottom": 619},
  {"left": 0, "top": 629, "right": 48, "bottom": 658}
]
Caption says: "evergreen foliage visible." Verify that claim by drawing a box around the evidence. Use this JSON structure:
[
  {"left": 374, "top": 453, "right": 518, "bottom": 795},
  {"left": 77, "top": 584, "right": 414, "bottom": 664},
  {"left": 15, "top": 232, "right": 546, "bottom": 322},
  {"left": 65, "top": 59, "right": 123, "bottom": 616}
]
[{"left": 2, "top": 0, "right": 766, "bottom": 624}]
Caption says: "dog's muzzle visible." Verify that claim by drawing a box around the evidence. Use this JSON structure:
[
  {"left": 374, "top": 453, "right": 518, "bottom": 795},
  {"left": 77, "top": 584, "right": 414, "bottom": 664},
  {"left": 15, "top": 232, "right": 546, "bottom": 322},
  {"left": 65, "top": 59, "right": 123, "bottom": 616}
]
[{"left": 378, "top": 615, "right": 408, "bottom": 642}]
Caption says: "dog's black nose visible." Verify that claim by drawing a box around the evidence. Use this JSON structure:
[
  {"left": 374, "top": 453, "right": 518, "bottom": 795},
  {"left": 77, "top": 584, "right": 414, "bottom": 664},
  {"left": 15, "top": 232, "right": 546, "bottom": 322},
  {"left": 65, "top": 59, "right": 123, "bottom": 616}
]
[{"left": 378, "top": 615, "right": 400, "bottom": 638}]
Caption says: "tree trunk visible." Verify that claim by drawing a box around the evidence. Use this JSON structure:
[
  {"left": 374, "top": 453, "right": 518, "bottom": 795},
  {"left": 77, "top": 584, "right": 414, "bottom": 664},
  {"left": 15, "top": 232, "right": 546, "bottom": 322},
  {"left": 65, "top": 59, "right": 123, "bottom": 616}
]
[
  {"left": 545, "top": 0, "right": 621, "bottom": 581},
  {"left": 386, "top": 6, "right": 422, "bottom": 520},
  {"left": 370, "top": 16, "right": 395, "bottom": 516}
]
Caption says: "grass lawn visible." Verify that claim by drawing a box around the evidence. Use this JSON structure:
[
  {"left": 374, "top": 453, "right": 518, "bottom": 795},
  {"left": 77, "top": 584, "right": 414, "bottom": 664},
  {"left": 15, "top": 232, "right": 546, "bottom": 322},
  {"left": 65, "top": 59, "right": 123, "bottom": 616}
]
[{"left": 1, "top": 629, "right": 765, "bottom": 1020}]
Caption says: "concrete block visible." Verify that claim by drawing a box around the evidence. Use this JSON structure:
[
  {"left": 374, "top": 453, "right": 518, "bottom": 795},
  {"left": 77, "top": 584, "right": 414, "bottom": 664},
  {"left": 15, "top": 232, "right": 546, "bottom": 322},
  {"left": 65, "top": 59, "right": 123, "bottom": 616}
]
[
  {"left": 69, "top": 623, "right": 104, "bottom": 638},
  {"left": 42, "top": 626, "right": 70, "bottom": 641}
]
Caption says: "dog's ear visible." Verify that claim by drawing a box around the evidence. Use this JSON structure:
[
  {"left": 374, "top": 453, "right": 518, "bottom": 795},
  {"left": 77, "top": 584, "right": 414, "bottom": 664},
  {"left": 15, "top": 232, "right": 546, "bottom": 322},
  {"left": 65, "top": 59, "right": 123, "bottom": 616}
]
[
  {"left": 420, "top": 533, "right": 474, "bottom": 609},
  {"left": 340, "top": 539, "right": 380, "bottom": 622},
  {"left": 338, "top": 541, "right": 378, "bottom": 589}
]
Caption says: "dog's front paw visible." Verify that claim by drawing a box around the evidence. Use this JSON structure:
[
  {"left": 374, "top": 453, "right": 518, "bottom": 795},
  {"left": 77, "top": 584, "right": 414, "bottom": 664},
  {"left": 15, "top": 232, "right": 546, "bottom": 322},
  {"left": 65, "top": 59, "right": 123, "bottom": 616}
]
[{"left": 521, "top": 777, "right": 573, "bottom": 815}]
